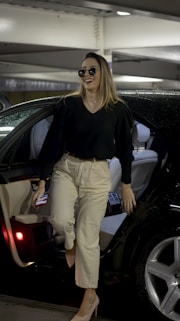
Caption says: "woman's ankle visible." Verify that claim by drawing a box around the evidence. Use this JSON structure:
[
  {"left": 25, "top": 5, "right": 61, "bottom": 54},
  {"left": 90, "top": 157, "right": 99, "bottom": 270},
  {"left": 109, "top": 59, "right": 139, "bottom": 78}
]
[
  {"left": 77, "top": 289, "right": 98, "bottom": 317},
  {"left": 83, "top": 289, "right": 96, "bottom": 303}
]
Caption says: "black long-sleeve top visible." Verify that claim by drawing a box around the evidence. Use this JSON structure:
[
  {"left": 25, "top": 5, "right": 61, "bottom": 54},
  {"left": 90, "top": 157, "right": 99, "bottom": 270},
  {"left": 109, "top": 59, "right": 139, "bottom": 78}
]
[{"left": 39, "top": 96, "right": 134, "bottom": 184}]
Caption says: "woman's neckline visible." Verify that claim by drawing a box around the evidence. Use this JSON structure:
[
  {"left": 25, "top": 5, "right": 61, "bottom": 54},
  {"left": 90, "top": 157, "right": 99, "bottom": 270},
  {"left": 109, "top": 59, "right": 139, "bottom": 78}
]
[{"left": 82, "top": 97, "right": 103, "bottom": 114}]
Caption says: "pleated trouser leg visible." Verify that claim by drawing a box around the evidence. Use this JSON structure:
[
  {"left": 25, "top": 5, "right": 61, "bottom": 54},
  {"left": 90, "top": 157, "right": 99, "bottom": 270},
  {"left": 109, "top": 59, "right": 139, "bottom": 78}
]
[{"left": 50, "top": 154, "right": 111, "bottom": 288}]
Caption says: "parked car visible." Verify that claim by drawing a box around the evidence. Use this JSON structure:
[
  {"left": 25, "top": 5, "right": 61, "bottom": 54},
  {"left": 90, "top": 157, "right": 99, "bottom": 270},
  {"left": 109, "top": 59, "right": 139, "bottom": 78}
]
[
  {"left": 0, "top": 92, "right": 180, "bottom": 321},
  {"left": 0, "top": 93, "right": 11, "bottom": 111}
]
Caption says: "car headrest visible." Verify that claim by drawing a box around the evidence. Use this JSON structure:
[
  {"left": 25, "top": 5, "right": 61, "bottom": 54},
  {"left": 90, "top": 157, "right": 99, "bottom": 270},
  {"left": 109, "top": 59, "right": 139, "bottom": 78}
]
[{"left": 132, "top": 122, "right": 150, "bottom": 146}]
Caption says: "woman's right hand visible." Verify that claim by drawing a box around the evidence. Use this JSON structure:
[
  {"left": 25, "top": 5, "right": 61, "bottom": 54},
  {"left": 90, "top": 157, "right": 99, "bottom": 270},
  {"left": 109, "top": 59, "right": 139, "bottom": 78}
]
[{"left": 32, "top": 180, "right": 46, "bottom": 208}]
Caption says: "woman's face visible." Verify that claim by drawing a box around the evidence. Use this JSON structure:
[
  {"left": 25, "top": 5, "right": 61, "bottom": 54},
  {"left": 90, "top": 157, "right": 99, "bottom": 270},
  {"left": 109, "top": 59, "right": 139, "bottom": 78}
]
[{"left": 79, "top": 57, "right": 101, "bottom": 92}]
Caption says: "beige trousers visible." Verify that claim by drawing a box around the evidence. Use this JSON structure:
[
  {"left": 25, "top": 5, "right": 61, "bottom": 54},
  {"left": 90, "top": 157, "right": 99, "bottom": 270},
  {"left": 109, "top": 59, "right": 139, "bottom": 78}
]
[{"left": 50, "top": 154, "right": 111, "bottom": 289}]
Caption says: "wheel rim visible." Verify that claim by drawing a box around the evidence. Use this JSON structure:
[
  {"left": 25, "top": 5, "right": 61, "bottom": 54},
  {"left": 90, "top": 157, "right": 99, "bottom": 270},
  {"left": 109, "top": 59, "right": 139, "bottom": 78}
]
[{"left": 145, "top": 236, "right": 180, "bottom": 321}]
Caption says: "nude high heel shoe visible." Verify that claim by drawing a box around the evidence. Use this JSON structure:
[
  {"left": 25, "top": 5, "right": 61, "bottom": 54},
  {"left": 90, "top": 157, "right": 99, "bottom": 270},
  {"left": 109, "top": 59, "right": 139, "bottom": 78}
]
[
  {"left": 65, "top": 250, "right": 75, "bottom": 268},
  {"left": 65, "top": 243, "right": 75, "bottom": 268},
  {"left": 70, "top": 295, "right": 99, "bottom": 321}
]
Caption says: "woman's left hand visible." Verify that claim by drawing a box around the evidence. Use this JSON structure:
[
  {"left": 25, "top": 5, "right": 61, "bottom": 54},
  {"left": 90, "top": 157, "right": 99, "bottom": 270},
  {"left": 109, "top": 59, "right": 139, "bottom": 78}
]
[{"left": 121, "top": 183, "right": 136, "bottom": 214}]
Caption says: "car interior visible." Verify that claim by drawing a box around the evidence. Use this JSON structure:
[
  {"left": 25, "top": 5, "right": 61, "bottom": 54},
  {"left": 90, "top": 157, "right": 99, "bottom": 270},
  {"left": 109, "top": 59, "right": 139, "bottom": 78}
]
[{"left": 0, "top": 116, "right": 168, "bottom": 265}]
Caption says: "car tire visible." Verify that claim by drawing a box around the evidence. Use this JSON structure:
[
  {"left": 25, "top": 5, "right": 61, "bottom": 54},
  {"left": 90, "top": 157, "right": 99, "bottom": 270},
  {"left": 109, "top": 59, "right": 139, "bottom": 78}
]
[{"left": 132, "top": 226, "right": 180, "bottom": 321}]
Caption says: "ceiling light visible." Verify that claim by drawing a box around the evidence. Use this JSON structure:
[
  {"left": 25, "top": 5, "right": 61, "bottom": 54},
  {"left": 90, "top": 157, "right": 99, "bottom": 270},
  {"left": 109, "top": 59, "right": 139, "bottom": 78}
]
[
  {"left": 116, "top": 11, "right": 131, "bottom": 16},
  {"left": 0, "top": 19, "right": 14, "bottom": 31},
  {"left": 114, "top": 76, "right": 163, "bottom": 82},
  {"left": 0, "top": 127, "right": 14, "bottom": 131}
]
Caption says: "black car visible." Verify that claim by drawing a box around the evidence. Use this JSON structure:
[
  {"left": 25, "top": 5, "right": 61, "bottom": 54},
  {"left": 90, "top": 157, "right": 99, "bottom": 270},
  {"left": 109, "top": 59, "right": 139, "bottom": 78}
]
[{"left": 0, "top": 92, "right": 180, "bottom": 321}]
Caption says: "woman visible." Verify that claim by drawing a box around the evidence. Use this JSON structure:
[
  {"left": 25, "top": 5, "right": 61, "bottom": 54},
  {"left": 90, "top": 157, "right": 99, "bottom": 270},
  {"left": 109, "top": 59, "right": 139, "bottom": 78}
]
[{"left": 32, "top": 52, "right": 136, "bottom": 321}]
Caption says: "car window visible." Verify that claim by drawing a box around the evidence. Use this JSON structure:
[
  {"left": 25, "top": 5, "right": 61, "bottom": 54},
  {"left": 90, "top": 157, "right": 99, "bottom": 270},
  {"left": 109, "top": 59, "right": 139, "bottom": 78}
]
[
  {"left": 0, "top": 107, "right": 42, "bottom": 142},
  {"left": 1, "top": 114, "right": 53, "bottom": 166}
]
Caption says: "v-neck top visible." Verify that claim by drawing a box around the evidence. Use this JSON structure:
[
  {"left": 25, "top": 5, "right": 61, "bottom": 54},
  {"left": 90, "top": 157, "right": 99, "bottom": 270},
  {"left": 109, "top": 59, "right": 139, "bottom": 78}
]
[{"left": 39, "top": 95, "right": 134, "bottom": 184}]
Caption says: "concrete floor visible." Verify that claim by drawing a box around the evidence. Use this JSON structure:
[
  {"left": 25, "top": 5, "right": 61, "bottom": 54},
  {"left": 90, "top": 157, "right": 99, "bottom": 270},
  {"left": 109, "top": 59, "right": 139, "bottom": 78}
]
[{"left": 0, "top": 294, "right": 113, "bottom": 321}]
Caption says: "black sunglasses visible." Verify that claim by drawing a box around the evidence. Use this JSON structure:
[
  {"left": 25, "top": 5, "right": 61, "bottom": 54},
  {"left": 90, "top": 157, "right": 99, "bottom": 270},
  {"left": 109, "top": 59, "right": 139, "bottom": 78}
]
[{"left": 78, "top": 67, "right": 98, "bottom": 77}]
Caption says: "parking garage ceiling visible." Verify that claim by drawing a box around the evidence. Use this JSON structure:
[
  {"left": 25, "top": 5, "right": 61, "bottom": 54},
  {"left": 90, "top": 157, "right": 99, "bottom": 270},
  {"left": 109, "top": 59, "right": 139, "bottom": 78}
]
[{"left": 1, "top": 0, "right": 180, "bottom": 91}]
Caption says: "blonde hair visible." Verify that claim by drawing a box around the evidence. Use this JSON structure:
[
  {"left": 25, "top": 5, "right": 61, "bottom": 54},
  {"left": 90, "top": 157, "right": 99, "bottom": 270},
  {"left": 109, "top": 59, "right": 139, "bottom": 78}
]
[{"left": 66, "top": 52, "right": 123, "bottom": 108}]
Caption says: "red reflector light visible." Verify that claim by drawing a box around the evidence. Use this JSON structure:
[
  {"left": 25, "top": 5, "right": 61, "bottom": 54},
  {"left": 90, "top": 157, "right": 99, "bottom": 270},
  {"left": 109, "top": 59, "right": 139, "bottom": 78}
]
[
  {"left": 2, "top": 226, "right": 8, "bottom": 242},
  {"left": 15, "top": 232, "right": 24, "bottom": 241}
]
